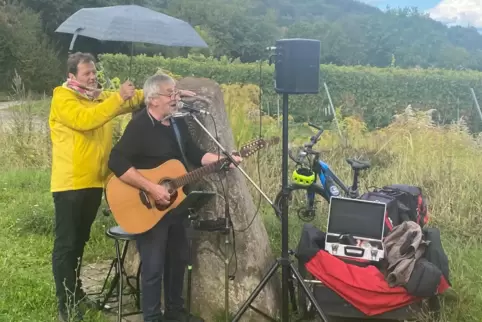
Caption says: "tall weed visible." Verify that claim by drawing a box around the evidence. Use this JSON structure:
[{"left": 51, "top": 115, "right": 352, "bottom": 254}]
[{"left": 1, "top": 80, "right": 482, "bottom": 321}]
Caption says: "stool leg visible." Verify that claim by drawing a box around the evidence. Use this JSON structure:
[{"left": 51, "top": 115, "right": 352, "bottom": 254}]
[
  {"left": 98, "top": 258, "right": 116, "bottom": 296},
  {"left": 99, "top": 239, "right": 129, "bottom": 310},
  {"left": 115, "top": 240, "right": 123, "bottom": 322}
]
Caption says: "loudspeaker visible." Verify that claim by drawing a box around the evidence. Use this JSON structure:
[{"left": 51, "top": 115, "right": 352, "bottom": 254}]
[{"left": 274, "top": 38, "right": 321, "bottom": 94}]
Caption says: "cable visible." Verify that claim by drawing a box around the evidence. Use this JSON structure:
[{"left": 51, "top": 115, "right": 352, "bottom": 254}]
[
  {"left": 209, "top": 114, "right": 219, "bottom": 143},
  {"left": 204, "top": 113, "right": 238, "bottom": 279}
]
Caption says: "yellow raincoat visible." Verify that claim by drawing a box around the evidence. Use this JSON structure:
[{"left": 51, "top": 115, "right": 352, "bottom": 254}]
[{"left": 49, "top": 85, "right": 144, "bottom": 192}]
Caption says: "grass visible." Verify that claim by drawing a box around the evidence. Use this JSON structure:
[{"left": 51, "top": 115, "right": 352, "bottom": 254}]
[
  {"left": 0, "top": 169, "right": 114, "bottom": 322},
  {"left": 1, "top": 83, "right": 482, "bottom": 321}
]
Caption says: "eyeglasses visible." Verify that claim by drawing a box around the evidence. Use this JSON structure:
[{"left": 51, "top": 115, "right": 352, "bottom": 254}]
[{"left": 155, "top": 90, "right": 180, "bottom": 98}]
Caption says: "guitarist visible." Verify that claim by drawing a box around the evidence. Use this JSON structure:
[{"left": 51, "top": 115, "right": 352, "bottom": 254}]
[
  {"left": 108, "top": 73, "right": 242, "bottom": 322},
  {"left": 49, "top": 52, "right": 197, "bottom": 322}
]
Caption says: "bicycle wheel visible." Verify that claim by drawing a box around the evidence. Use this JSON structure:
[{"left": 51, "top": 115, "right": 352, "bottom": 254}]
[{"left": 273, "top": 183, "right": 329, "bottom": 222}]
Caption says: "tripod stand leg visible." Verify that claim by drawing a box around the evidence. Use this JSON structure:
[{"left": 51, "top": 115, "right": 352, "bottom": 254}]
[
  {"left": 231, "top": 261, "right": 280, "bottom": 322},
  {"left": 289, "top": 262, "right": 330, "bottom": 322}
]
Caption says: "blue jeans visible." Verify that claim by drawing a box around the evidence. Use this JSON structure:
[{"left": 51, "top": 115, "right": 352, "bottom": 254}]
[{"left": 136, "top": 211, "right": 189, "bottom": 321}]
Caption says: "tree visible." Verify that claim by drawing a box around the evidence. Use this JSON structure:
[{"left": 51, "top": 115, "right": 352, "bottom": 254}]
[
  {"left": 123, "top": 77, "right": 280, "bottom": 321},
  {"left": 166, "top": 0, "right": 280, "bottom": 61},
  {"left": 0, "top": 2, "right": 61, "bottom": 93}
]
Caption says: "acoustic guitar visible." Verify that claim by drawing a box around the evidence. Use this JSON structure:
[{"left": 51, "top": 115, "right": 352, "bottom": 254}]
[{"left": 105, "top": 137, "right": 279, "bottom": 234}]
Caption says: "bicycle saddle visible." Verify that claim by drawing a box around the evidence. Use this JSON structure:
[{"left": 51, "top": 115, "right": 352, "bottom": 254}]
[{"left": 346, "top": 158, "right": 371, "bottom": 170}]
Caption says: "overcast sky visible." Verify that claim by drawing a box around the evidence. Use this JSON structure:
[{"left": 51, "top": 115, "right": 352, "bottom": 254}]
[{"left": 360, "top": 0, "right": 482, "bottom": 29}]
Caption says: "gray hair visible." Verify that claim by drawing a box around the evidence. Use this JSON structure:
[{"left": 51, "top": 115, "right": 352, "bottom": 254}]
[{"left": 143, "top": 73, "right": 175, "bottom": 105}]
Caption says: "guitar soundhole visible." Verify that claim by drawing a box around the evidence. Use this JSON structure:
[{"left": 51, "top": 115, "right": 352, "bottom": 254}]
[{"left": 155, "top": 180, "right": 178, "bottom": 211}]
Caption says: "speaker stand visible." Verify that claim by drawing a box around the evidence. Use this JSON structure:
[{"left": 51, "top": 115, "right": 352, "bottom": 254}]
[{"left": 231, "top": 93, "right": 330, "bottom": 322}]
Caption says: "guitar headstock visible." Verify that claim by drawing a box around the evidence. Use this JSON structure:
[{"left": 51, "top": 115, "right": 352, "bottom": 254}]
[{"left": 238, "top": 137, "right": 280, "bottom": 158}]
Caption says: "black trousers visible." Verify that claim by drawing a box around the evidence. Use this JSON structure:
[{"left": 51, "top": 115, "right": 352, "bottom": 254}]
[
  {"left": 136, "top": 211, "right": 189, "bottom": 321},
  {"left": 51, "top": 188, "right": 103, "bottom": 311}
]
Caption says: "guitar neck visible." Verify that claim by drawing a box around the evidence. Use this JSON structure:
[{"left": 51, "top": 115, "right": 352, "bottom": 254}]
[
  {"left": 168, "top": 136, "right": 279, "bottom": 189},
  {"left": 171, "top": 158, "right": 227, "bottom": 189}
]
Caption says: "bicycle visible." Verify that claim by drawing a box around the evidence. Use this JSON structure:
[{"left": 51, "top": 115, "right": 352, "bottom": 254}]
[
  {"left": 273, "top": 123, "right": 371, "bottom": 320},
  {"left": 274, "top": 122, "right": 371, "bottom": 222}
]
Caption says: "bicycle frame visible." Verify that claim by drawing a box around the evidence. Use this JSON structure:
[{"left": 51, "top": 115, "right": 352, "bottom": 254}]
[
  {"left": 317, "top": 160, "right": 350, "bottom": 197},
  {"left": 310, "top": 154, "right": 351, "bottom": 203}
]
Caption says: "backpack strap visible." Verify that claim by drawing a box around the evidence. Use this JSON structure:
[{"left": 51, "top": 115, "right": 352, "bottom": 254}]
[{"left": 170, "top": 118, "right": 190, "bottom": 170}]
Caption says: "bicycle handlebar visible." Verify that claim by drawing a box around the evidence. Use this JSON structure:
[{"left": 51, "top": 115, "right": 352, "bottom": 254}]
[
  {"left": 289, "top": 123, "right": 324, "bottom": 165},
  {"left": 308, "top": 122, "right": 322, "bottom": 130},
  {"left": 306, "top": 123, "right": 324, "bottom": 148}
]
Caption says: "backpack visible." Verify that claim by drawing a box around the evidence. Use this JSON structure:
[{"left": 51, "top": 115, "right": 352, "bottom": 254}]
[
  {"left": 359, "top": 191, "right": 399, "bottom": 236},
  {"left": 360, "top": 184, "right": 429, "bottom": 236},
  {"left": 378, "top": 184, "right": 429, "bottom": 228}
]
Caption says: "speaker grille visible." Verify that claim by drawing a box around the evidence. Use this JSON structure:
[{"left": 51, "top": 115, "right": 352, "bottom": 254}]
[{"left": 274, "top": 39, "right": 321, "bottom": 94}]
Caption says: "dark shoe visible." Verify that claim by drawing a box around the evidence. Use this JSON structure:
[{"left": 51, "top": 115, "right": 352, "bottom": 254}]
[{"left": 164, "top": 308, "right": 204, "bottom": 322}]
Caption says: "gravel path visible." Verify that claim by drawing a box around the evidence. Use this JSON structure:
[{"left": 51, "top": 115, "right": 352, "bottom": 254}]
[
  {"left": 0, "top": 100, "right": 22, "bottom": 110},
  {"left": 0, "top": 100, "right": 47, "bottom": 132}
]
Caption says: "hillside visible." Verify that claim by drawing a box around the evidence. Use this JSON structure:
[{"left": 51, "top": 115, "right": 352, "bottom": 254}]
[
  {"left": 4, "top": 0, "right": 482, "bottom": 93},
  {"left": 270, "top": 0, "right": 482, "bottom": 69},
  {"left": 258, "top": 0, "right": 383, "bottom": 24}
]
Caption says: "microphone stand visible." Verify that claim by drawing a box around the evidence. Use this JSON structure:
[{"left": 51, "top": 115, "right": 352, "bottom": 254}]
[
  {"left": 188, "top": 113, "right": 278, "bottom": 211},
  {"left": 165, "top": 110, "right": 284, "bottom": 321},
  {"left": 163, "top": 110, "right": 275, "bottom": 209}
]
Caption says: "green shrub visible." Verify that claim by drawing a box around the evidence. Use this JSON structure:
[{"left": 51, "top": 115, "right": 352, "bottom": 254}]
[{"left": 99, "top": 53, "right": 482, "bottom": 132}]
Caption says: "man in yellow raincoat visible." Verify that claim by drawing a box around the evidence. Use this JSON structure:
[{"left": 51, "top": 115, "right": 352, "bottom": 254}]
[{"left": 48, "top": 52, "right": 194, "bottom": 321}]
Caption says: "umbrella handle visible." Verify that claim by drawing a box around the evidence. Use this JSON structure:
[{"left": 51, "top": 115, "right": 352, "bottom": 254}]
[
  {"left": 128, "top": 42, "right": 134, "bottom": 80},
  {"left": 68, "top": 27, "right": 84, "bottom": 54}
]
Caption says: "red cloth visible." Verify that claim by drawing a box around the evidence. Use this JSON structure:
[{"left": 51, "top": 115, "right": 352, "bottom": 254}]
[{"left": 305, "top": 250, "right": 449, "bottom": 316}]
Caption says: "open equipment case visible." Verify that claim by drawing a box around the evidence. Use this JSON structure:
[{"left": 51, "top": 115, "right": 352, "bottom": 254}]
[
  {"left": 295, "top": 197, "right": 436, "bottom": 321},
  {"left": 325, "top": 197, "right": 386, "bottom": 263}
]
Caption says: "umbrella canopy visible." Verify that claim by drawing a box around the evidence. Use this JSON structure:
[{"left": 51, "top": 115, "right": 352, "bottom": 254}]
[{"left": 55, "top": 5, "right": 208, "bottom": 48}]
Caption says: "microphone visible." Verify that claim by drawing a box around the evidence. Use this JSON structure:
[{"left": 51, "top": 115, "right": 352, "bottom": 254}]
[
  {"left": 162, "top": 101, "right": 211, "bottom": 121},
  {"left": 170, "top": 112, "right": 191, "bottom": 118},
  {"left": 161, "top": 111, "right": 190, "bottom": 122},
  {"left": 179, "top": 101, "right": 211, "bottom": 115}
]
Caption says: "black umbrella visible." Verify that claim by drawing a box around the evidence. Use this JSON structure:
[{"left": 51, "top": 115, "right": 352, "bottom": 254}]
[
  {"left": 55, "top": 4, "right": 208, "bottom": 49},
  {"left": 55, "top": 4, "right": 208, "bottom": 82}
]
